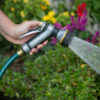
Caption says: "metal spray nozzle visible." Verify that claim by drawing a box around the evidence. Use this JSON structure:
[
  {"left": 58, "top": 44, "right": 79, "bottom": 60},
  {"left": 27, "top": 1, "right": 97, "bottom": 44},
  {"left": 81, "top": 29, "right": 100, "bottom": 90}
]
[{"left": 21, "top": 22, "right": 73, "bottom": 53}]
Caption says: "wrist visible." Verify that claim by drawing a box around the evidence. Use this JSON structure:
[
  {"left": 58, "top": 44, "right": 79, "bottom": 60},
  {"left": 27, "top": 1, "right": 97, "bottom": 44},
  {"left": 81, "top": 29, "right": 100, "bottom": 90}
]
[{"left": 0, "top": 10, "right": 16, "bottom": 37}]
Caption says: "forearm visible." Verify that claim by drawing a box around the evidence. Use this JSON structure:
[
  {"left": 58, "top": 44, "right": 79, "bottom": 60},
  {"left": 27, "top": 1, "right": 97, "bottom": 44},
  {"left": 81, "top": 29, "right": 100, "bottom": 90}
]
[{"left": 0, "top": 10, "right": 15, "bottom": 36}]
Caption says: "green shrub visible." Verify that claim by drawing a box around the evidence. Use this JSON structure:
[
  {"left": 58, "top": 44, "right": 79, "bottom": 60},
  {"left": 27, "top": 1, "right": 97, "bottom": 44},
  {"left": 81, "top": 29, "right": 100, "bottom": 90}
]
[
  {"left": 3, "top": 0, "right": 46, "bottom": 23},
  {"left": 0, "top": 45, "right": 98, "bottom": 100}
]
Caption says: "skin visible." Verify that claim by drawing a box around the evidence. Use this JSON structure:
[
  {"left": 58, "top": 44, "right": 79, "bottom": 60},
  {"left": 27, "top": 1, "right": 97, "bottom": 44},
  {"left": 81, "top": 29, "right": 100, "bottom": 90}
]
[{"left": 0, "top": 10, "right": 48, "bottom": 55}]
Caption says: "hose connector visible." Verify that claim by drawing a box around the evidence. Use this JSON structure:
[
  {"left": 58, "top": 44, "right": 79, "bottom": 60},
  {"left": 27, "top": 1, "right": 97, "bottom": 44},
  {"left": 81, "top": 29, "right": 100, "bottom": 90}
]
[{"left": 17, "top": 49, "right": 24, "bottom": 56}]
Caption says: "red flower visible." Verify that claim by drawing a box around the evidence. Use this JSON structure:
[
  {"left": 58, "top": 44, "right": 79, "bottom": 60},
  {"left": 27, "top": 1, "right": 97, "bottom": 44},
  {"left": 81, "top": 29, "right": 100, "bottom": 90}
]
[{"left": 76, "top": 3, "right": 87, "bottom": 17}]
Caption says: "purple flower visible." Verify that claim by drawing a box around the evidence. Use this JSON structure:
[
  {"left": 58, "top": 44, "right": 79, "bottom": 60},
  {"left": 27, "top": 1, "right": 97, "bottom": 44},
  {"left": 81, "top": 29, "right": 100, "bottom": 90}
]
[
  {"left": 54, "top": 23, "right": 62, "bottom": 29},
  {"left": 51, "top": 23, "right": 62, "bottom": 45},
  {"left": 70, "top": 11, "right": 87, "bottom": 31},
  {"left": 79, "top": 11, "right": 87, "bottom": 30},
  {"left": 63, "top": 24, "right": 73, "bottom": 31},
  {"left": 86, "top": 37, "right": 90, "bottom": 42},
  {"left": 86, "top": 31, "right": 100, "bottom": 44},
  {"left": 71, "top": 16, "right": 77, "bottom": 28},
  {"left": 51, "top": 37, "right": 57, "bottom": 45},
  {"left": 92, "top": 31, "right": 100, "bottom": 44}
]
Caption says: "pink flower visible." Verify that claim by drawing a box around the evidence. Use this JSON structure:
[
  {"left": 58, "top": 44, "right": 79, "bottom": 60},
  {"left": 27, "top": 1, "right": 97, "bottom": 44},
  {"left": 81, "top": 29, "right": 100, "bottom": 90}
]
[
  {"left": 51, "top": 23, "right": 63, "bottom": 45},
  {"left": 86, "top": 38, "right": 90, "bottom": 42},
  {"left": 70, "top": 11, "right": 87, "bottom": 31},
  {"left": 54, "top": 23, "right": 63, "bottom": 29},
  {"left": 51, "top": 37, "right": 58, "bottom": 45},
  {"left": 86, "top": 31, "right": 100, "bottom": 44},
  {"left": 63, "top": 24, "right": 73, "bottom": 31},
  {"left": 92, "top": 31, "right": 100, "bottom": 44}
]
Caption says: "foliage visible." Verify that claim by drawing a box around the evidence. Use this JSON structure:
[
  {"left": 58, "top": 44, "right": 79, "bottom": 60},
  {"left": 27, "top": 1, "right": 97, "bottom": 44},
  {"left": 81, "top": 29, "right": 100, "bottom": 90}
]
[
  {"left": 0, "top": 45, "right": 98, "bottom": 100},
  {"left": 4, "top": 0, "right": 45, "bottom": 24}
]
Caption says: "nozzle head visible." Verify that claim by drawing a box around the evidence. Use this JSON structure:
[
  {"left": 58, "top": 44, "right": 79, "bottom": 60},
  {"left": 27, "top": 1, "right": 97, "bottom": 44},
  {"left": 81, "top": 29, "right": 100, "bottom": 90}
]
[{"left": 56, "top": 29, "right": 73, "bottom": 47}]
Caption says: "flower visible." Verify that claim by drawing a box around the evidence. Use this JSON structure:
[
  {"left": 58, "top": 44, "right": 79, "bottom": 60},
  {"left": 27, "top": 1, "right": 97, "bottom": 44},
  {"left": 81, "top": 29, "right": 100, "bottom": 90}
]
[
  {"left": 48, "top": 11, "right": 55, "bottom": 17},
  {"left": 81, "top": 64, "right": 86, "bottom": 68},
  {"left": 92, "top": 31, "right": 100, "bottom": 44},
  {"left": 50, "top": 17, "right": 56, "bottom": 23},
  {"left": 73, "top": 82, "right": 77, "bottom": 86},
  {"left": 54, "top": 23, "right": 62, "bottom": 29},
  {"left": 40, "top": 5, "right": 47, "bottom": 10},
  {"left": 71, "top": 12, "right": 75, "bottom": 16},
  {"left": 76, "top": 3, "right": 86, "bottom": 17},
  {"left": 42, "top": 0, "right": 50, "bottom": 6},
  {"left": 51, "top": 23, "right": 63, "bottom": 45},
  {"left": 51, "top": 37, "right": 57, "bottom": 45},
  {"left": 41, "top": 0, "right": 50, "bottom": 10},
  {"left": 11, "top": 7, "right": 15, "bottom": 12},
  {"left": 70, "top": 11, "right": 87, "bottom": 31},
  {"left": 43, "top": 15, "right": 49, "bottom": 21},
  {"left": 86, "top": 31, "right": 100, "bottom": 44},
  {"left": 61, "top": 11, "right": 69, "bottom": 17},
  {"left": 14, "top": 0, "right": 17, "bottom": 3},
  {"left": 24, "top": 0, "right": 28, "bottom": 3},
  {"left": 86, "top": 38, "right": 90, "bottom": 42},
  {"left": 20, "top": 11, "right": 25, "bottom": 18},
  {"left": 63, "top": 24, "right": 73, "bottom": 31}
]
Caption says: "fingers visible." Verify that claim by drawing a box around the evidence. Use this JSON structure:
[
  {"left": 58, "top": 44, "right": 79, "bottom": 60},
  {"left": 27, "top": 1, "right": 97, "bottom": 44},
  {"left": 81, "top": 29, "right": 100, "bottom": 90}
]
[
  {"left": 29, "top": 40, "right": 48, "bottom": 55},
  {"left": 43, "top": 40, "right": 48, "bottom": 45},
  {"left": 37, "top": 40, "right": 48, "bottom": 49},
  {"left": 37, "top": 44, "right": 44, "bottom": 49},
  {"left": 30, "top": 48, "right": 38, "bottom": 55}
]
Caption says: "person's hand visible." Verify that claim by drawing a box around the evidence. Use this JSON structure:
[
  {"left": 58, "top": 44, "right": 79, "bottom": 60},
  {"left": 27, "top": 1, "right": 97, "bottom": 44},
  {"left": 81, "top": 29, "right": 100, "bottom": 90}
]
[{"left": 2, "top": 21, "right": 48, "bottom": 55}]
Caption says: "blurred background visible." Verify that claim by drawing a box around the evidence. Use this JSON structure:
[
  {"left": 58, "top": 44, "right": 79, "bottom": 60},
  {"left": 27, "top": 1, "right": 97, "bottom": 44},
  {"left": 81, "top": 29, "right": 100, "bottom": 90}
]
[{"left": 0, "top": 0, "right": 100, "bottom": 100}]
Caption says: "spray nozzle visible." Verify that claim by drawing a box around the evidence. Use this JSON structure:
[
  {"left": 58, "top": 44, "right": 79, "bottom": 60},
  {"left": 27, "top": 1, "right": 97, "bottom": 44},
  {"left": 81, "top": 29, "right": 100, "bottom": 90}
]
[{"left": 21, "top": 22, "right": 73, "bottom": 53}]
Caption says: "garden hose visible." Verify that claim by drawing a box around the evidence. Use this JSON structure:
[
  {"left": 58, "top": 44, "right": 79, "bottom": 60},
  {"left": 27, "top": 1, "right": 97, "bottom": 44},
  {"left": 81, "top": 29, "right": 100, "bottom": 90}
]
[
  {"left": 0, "top": 22, "right": 73, "bottom": 79},
  {"left": 0, "top": 50, "right": 24, "bottom": 78}
]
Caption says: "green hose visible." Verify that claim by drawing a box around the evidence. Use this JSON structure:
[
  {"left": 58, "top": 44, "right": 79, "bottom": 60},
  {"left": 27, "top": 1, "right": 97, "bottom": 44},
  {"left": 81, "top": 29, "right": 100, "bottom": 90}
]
[{"left": 0, "top": 53, "right": 19, "bottom": 78}]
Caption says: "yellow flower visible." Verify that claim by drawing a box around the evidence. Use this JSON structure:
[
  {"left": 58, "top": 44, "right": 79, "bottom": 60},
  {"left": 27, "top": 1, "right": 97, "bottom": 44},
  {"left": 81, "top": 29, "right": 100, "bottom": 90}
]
[
  {"left": 20, "top": 11, "right": 25, "bottom": 18},
  {"left": 43, "top": 15, "right": 49, "bottom": 21},
  {"left": 50, "top": 17, "right": 56, "bottom": 23},
  {"left": 71, "top": 12, "right": 75, "bottom": 16},
  {"left": 40, "top": 4, "right": 47, "bottom": 10},
  {"left": 24, "top": 0, "right": 28, "bottom": 3},
  {"left": 81, "top": 64, "right": 86, "bottom": 68},
  {"left": 63, "top": 12, "right": 69, "bottom": 17},
  {"left": 73, "top": 82, "right": 77, "bottom": 86},
  {"left": 14, "top": 0, "right": 17, "bottom": 3},
  {"left": 11, "top": 7, "right": 15, "bottom": 12},
  {"left": 48, "top": 11, "right": 55, "bottom": 17},
  {"left": 42, "top": 0, "right": 50, "bottom": 6}
]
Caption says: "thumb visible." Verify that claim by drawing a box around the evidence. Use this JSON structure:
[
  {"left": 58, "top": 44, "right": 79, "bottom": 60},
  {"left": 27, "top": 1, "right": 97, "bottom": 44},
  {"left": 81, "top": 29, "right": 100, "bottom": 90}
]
[
  {"left": 16, "top": 21, "right": 41, "bottom": 38},
  {"left": 26, "top": 21, "right": 41, "bottom": 29}
]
